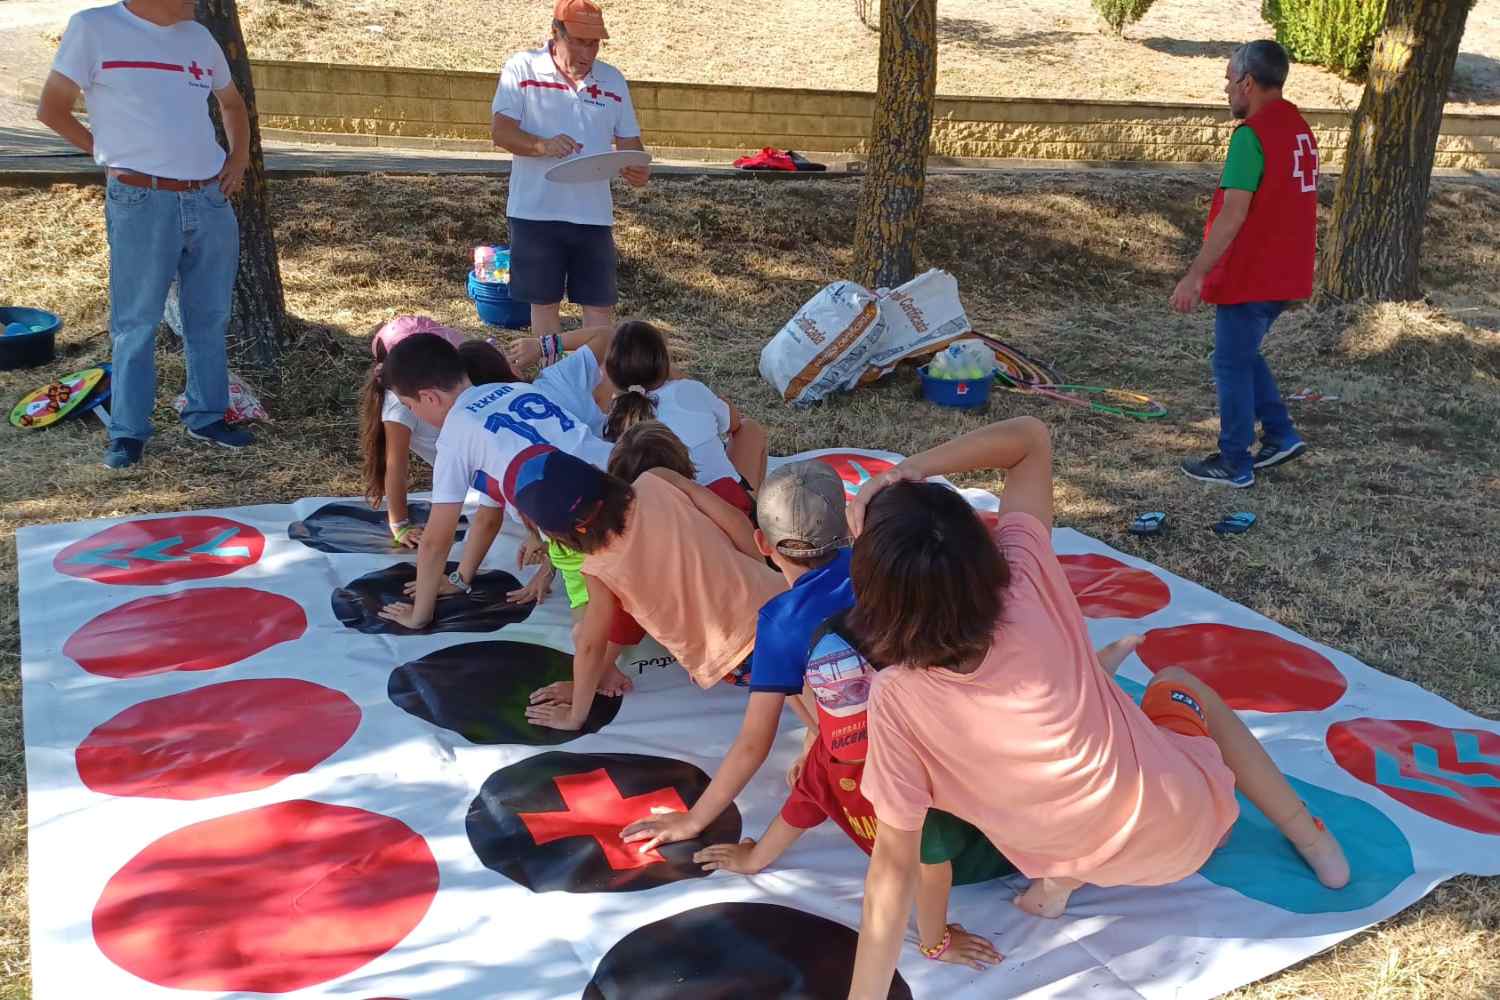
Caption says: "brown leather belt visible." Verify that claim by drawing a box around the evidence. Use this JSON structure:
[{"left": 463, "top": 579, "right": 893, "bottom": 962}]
[{"left": 109, "top": 170, "right": 214, "bottom": 192}]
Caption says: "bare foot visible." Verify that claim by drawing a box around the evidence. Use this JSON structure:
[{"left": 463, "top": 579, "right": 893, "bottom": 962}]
[
  {"left": 599, "top": 667, "right": 634, "bottom": 697},
  {"left": 1291, "top": 814, "right": 1351, "bottom": 889},
  {"left": 1013, "top": 877, "right": 1081, "bottom": 919}
]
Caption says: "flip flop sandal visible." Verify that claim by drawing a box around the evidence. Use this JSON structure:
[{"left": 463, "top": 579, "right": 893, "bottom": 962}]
[
  {"left": 1213, "top": 511, "right": 1257, "bottom": 536},
  {"left": 1128, "top": 512, "right": 1167, "bottom": 536}
]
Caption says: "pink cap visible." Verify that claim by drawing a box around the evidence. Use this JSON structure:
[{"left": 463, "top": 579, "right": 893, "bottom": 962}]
[{"left": 372, "top": 315, "right": 466, "bottom": 358}]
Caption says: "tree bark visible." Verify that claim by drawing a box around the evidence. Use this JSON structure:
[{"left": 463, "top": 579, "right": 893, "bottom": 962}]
[
  {"left": 196, "top": 0, "right": 287, "bottom": 366},
  {"left": 1317, "top": 0, "right": 1473, "bottom": 303},
  {"left": 853, "top": 0, "right": 938, "bottom": 290}
]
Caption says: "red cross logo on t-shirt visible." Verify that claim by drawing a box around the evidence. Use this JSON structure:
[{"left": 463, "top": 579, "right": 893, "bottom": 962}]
[
  {"left": 583, "top": 83, "right": 602, "bottom": 99},
  {"left": 517, "top": 769, "right": 687, "bottom": 870},
  {"left": 187, "top": 60, "right": 205, "bottom": 81}
]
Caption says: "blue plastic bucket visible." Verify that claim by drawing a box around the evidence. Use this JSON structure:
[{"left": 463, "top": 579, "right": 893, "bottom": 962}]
[
  {"left": 467, "top": 272, "right": 529, "bottom": 329},
  {"left": 918, "top": 364, "right": 994, "bottom": 410},
  {"left": 0, "top": 307, "right": 61, "bottom": 370}
]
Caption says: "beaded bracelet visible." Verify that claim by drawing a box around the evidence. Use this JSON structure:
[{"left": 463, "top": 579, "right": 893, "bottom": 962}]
[{"left": 919, "top": 926, "right": 952, "bottom": 961}]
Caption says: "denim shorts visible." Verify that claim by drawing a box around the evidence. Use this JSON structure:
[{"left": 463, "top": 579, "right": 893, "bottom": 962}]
[{"left": 506, "top": 217, "right": 618, "bottom": 307}]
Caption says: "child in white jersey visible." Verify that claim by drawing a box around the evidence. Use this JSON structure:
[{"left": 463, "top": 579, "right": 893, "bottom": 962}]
[{"left": 360, "top": 317, "right": 517, "bottom": 547}]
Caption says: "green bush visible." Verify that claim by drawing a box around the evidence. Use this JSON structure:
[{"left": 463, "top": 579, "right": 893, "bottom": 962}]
[
  {"left": 1092, "top": 0, "right": 1159, "bottom": 35},
  {"left": 1261, "top": 0, "right": 1388, "bottom": 80}
]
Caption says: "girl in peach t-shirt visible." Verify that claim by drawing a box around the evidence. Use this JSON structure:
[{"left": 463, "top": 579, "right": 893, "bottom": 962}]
[
  {"left": 508, "top": 444, "right": 785, "bottom": 732},
  {"left": 842, "top": 417, "right": 1349, "bottom": 1000}
]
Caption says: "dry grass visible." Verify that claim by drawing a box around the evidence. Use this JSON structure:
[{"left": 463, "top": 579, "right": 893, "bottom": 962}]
[
  {"left": 1, "top": 168, "right": 1498, "bottom": 999},
  {"left": 223, "top": 0, "right": 1500, "bottom": 112}
]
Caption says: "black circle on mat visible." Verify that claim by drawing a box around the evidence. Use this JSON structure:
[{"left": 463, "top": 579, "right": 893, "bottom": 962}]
[
  {"left": 389, "top": 641, "right": 619, "bottom": 746},
  {"left": 332, "top": 561, "right": 534, "bottom": 635},
  {"left": 467, "top": 751, "right": 742, "bottom": 894},
  {"left": 583, "top": 901, "right": 914, "bottom": 999},
  {"left": 288, "top": 501, "right": 469, "bottom": 555}
]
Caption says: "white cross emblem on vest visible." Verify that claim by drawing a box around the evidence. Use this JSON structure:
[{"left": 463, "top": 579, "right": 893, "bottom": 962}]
[{"left": 1293, "top": 133, "right": 1318, "bottom": 193}]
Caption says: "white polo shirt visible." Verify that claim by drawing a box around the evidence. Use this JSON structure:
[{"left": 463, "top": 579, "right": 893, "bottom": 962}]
[
  {"left": 51, "top": 2, "right": 232, "bottom": 180},
  {"left": 492, "top": 45, "right": 641, "bottom": 228}
]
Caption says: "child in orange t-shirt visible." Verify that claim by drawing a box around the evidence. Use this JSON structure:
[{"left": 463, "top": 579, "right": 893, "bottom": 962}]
[
  {"left": 840, "top": 416, "right": 1350, "bottom": 1000},
  {"left": 511, "top": 446, "right": 785, "bottom": 731}
]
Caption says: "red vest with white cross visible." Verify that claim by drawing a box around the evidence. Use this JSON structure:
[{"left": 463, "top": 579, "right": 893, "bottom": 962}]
[{"left": 1201, "top": 98, "right": 1319, "bottom": 306}]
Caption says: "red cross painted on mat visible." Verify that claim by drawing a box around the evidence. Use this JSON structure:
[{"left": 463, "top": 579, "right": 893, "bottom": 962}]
[
  {"left": 188, "top": 60, "right": 205, "bottom": 80},
  {"left": 517, "top": 769, "right": 687, "bottom": 870}
]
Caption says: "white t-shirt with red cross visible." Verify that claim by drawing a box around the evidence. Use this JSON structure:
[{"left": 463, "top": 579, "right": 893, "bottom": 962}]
[
  {"left": 430, "top": 381, "right": 614, "bottom": 512},
  {"left": 52, "top": 2, "right": 232, "bottom": 181},
  {"left": 491, "top": 45, "right": 641, "bottom": 227}
]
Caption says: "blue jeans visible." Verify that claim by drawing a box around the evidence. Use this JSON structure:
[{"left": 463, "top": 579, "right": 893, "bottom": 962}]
[
  {"left": 1212, "top": 301, "right": 1298, "bottom": 475},
  {"left": 104, "top": 176, "right": 239, "bottom": 442}
]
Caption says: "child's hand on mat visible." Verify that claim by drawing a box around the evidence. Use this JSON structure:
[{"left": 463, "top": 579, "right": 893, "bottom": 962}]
[
  {"left": 621, "top": 808, "right": 703, "bottom": 853},
  {"left": 403, "top": 575, "right": 460, "bottom": 598},
  {"left": 847, "top": 463, "right": 926, "bottom": 537},
  {"left": 694, "top": 838, "right": 762, "bottom": 874},
  {"left": 378, "top": 601, "right": 431, "bottom": 630},
  {"left": 530, "top": 681, "right": 572, "bottom": 705},
  {"left": 508, "top": 564, "right": 553, "bottom": 605},
  {"left": 525, "top": 699, "right": 584, "bottom": 731},
  {"left": 599, "top": 667, "right": 634, "bottom": 697},
  {"left": 391, "top": 524, "right": 423, "bottom": 549},
  {"left": 934, "top": 925, "right": 1003, "bottom": 971}
]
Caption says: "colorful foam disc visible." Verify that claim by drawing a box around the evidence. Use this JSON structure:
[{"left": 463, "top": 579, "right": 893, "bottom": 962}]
[{"left": 10, "top": 366, "right": 107, "bottom": 429}]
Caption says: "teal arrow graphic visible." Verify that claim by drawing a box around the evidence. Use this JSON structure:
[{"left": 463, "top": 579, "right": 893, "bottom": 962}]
[
  {"left": 1374, "top": 748, "right": 1461, "bottom": 800},
  {"left": 66, "top": 544, "right": 131, "bottom": 569},
  {"left": 1413, "top": 741, "right": 1500, "bottom": 788},
  {"left": 130, "top": 536, "right": 184, "bottom": 562},
  {"left": 842, "top": 460, "right": 875, "bottom": 497},
  {"left": 185, "top": 527, "right": 251, "bottom": 559},
  {"left": 1455, "top": 733, "right": 1500, "bottom": 768}
]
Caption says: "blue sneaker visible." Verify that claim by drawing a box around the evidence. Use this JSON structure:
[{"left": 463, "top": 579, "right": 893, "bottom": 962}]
[
  {"left": 1181, "top": 453, "right": 1253, "bottom": 488},
  {"left": 102, "top": 438, "right": 144, "bottom": 470},
  {"left": 187, "top": 419, "right": 255, "bottom": 449},
  {"left": 1254, "top": 438, "right": 1307, "bottom": 469}
]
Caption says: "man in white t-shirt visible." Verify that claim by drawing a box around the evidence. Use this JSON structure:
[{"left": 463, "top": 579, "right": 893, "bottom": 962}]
[
  {"left": 375, "top": 333, "right": 613, "bottom": 631},
  {"left": 37, "top": 0, "right": 254, "bottom": 470},
  {"left": 491, "top": 0, "right": 649, "bottom": 339}
]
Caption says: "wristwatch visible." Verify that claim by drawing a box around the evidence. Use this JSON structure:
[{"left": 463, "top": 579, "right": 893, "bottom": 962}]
[{"left": 447, "top": 569, "right": 473, "bottom": 594}]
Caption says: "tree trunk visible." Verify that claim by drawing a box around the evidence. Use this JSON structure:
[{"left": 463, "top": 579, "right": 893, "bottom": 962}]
[
  {"left": 1317, "top": 0, "right": 1473, "bottom": 303},
  {"left": 853, "top": 0, "right": 938, "bottom": 290},
  {"left": 196, "top": 0, "right": 287, "bottom": 366}
]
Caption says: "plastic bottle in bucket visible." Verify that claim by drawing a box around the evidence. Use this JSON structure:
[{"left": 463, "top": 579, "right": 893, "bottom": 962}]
[{"left": 472, "top": 245, "right": 511, "bottom": 284}]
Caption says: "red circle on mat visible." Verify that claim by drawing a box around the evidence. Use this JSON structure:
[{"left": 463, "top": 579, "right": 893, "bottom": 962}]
[
  {"left": 54, "top": 516, "right": 265, "bottom": 585},
  {"left": 1327, "top": 717, "right": 1500, "bottom": 835},
  {"left": 93, "top": 800, "right": 438, "bottom": 992},
  {"left": 76, "top": 679, "right": 360, "bottom": 800},
  {"left": 812, "top": 453, "right": 895, "bottom": 498},
  {"left": 1136, "top": 623, "right": 1346, "bottom": 713},
  {"left": 64, "top": 588, "right": 307, "bottom": 678},
  {"left": 1058, "top": 554, "right": 1171, "bottom": 619}
]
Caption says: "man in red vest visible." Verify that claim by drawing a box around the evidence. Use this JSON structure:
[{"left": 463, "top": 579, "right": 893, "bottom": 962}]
[{"left": 1171, "top": 40, "right": 1315, "bottom": 488}]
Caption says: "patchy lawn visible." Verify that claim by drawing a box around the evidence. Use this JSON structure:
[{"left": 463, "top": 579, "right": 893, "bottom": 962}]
[{"left": 0, "top": 168, "right": 1497, "bottom": 999}]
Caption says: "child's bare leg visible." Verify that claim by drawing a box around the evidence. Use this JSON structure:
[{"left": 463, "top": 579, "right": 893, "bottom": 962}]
[
  {"left": 1014, "top": 876, "right": 1083, "bottom": 919},
  {"left": 727, "top": 418, "right": 769, "bottom": 491},
  {"left": 1149, "top": 667, "right": 1349, "bottom": 888}
]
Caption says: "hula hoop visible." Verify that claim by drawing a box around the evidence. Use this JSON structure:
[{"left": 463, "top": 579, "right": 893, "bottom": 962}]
[{"left": 1027, "top": 384, "right": 1168, "bottom": 421}]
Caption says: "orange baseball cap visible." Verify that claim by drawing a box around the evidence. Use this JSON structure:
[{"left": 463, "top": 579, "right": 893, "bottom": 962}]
[{"left": 553, "top": 0, "right": 609, "bottom": 39}]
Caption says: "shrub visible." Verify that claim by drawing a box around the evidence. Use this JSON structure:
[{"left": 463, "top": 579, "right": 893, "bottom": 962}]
[
  {"left": 1261, "top": 0, "right": 1388, "bottom": 80},
  {"left": 1093, "top": 0, "right": 1159, "bottom": 35}
]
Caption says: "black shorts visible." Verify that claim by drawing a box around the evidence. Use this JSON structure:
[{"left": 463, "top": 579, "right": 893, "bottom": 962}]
[{"left": 506, "top": 217, "right": 618, "bottom": 308}]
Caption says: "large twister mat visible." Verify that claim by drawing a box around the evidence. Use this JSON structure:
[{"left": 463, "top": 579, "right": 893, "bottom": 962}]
[{"left": 18, "top": 448, "right": 1500, "bottom": 1000}]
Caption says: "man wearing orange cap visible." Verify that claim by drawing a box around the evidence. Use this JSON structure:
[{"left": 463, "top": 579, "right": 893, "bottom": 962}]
[{"left": 491, "top": 0, "right": 650, "bottom": 339}]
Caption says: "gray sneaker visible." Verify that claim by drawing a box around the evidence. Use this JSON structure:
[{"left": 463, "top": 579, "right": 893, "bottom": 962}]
[
  {"left": 1253, "top": 439, "right": 1307, "bottom": 469},
  {"left": 187, "top": 419, "right": 255, "bottom": 448}
]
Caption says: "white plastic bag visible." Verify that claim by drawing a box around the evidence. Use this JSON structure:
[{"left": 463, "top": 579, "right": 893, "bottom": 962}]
[
  {"left": 926, "top": 339, "right": 997, "bottom": 380},
  {"left": 173, "top": 371, "right": 270, "bottom": 424},
  {"left": 861, "top": 269, "right": 972, "bottom": 383},
  {"left": 759, "top": 281, "right": 887, "bottom": 406}
]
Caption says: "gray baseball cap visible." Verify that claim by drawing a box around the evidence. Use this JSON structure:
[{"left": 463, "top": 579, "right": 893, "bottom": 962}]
[{"left": 757, "top": 460, "right": 851, "bottom": 558}]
